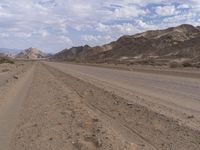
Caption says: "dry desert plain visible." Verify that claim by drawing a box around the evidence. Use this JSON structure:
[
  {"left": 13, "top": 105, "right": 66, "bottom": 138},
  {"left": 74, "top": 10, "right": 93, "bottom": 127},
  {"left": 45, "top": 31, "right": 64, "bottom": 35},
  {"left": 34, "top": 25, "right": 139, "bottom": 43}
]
[{"left": 0, "top": 61, "right": 200, "bottom": 150}]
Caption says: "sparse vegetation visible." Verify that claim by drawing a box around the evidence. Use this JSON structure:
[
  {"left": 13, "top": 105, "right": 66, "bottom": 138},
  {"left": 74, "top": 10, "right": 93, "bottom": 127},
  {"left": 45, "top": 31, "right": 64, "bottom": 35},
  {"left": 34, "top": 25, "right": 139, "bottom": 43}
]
[
  {"left": 0, "top": 56, "right": 14, "bottom": 64},
  {"left": 169, "top": 60, "right": 197, "bottom": 68},
  {"left": 181, "top": 61, "right": 193, "bottom": 67},
  {"left": 169, "top": 61, "right": 181, "bottom": 68}
]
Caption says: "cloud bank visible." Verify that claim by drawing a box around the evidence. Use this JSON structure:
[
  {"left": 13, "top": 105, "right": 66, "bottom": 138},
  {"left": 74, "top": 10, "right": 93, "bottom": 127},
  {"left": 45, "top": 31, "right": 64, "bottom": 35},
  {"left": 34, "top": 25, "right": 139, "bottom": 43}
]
[{"left": 0, "top": 0, "right": 199, "bottom": 52}]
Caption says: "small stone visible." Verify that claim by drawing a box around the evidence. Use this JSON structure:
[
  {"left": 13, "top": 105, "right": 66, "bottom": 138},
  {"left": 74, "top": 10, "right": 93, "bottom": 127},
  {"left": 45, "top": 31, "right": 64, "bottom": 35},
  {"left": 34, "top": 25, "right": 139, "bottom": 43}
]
[
  {"left": 187, "top": 115, "right": 194, "bottom": 119},
  {"left": 114, "top": 101, "right": 118, "bottom": 105},
  {"left": 95, "top": 139, "right": 102, "bottom": 147},
  {"left": 13, "top": 75, "right": 18, "bottom": 79},
  {"left": 92, "top": 118, "right": 99, "bottom": 122},
  {"left": 32, "top": 123, "right": 38, "bottom": 127},
  {"left": 127, "top": 102, "right": 133, "bottom": 106},
  {"left": 49, "top": 137, "right": 53, "bottom": 141},
  {"left": 58, "top": 122, "right": 62, "bottom": 125},
  {"left": 2, "top": 69, "right": 9, "bottom": 72},
  {"left": 135, "top": 108, "right": 141, "bottom": 112}
]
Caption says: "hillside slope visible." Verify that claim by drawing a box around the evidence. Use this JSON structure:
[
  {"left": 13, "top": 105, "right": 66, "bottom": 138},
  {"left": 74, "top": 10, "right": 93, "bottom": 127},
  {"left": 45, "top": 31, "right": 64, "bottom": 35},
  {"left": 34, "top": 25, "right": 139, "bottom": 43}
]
[{"left": 52, "top": 24, "right": 200, "bottom": 67}]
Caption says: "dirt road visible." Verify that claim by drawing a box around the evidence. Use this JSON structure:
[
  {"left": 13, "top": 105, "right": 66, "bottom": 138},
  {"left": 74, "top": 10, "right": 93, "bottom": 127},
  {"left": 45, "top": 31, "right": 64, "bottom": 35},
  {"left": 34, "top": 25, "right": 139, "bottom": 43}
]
[
  {"left": 45, "top": 62, "right": 200, "bottom": 122},
  {"left": 0, "top": 62, "right": 200, "bottom": 150}
]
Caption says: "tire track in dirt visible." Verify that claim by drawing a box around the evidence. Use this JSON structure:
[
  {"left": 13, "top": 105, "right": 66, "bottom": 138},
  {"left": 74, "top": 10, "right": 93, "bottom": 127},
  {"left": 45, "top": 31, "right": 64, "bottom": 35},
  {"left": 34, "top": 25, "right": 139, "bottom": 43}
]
[
  {"left": 69, "top": 84, "right": 157, "bottom": 149},
  {"left": 86, "top": 103, "right": 158, "bottom": 150},
  {"left": 69, "top": 82, "right": 158, "bottom": 149}
]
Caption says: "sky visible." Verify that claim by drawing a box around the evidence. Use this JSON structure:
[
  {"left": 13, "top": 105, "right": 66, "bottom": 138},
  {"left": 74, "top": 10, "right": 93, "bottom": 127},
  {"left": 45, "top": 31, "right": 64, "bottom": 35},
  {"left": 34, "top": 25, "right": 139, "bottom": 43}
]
[{"left": 0, "top": 0, "right": 200, "bottom": 53}]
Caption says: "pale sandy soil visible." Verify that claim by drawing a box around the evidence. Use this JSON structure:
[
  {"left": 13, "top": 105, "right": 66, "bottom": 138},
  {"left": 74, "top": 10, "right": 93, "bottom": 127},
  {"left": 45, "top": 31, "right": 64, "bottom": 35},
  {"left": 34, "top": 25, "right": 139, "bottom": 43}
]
[{"left": 0, "top": 61, "right": 200, "bottom": 150}]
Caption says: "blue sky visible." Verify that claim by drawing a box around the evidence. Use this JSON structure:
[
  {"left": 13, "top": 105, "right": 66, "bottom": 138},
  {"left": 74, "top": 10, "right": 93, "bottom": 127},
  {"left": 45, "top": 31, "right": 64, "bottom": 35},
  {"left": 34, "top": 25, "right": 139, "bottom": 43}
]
[{"left": 0, "top": 0, "right": 200, "bottom": 53}]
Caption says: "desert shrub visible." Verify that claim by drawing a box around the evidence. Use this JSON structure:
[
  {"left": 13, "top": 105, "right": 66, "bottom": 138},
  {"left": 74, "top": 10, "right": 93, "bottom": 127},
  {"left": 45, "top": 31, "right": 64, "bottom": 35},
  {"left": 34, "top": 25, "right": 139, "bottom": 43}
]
[
  {"left": 169, "top": 61, "right": 180, "bottom": 68},
  {"left": 127, "top": 62, "right": 134, "bottom": 66},
  {"left": 137, "top": 59, "right": 155, "bottom": 65},
  {"left": 0, "top": 57, "right": 14, "bottom": 64},
  {"left": 181, "top": 61, "right": 193, "bottom": 67},
  {"left": 193, "top": 62, "right": 200, "bottom": 68}
]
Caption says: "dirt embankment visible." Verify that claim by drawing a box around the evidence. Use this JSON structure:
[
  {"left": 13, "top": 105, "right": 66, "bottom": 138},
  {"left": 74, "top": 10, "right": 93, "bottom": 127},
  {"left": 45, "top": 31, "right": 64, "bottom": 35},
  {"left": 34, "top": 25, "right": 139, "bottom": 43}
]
[{"left": 9, "top": 63, "right": 200, "bottom": 150}]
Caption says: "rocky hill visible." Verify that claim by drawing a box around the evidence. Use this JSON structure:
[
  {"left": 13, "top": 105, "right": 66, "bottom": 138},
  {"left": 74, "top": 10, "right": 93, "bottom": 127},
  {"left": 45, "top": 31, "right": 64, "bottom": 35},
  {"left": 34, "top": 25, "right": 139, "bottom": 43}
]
[
  {"left": 52, "top": 24, "right": 200, "bottom": 67},
  {"left": 16, "top": 48, "right": 49, "bottom": 59}
]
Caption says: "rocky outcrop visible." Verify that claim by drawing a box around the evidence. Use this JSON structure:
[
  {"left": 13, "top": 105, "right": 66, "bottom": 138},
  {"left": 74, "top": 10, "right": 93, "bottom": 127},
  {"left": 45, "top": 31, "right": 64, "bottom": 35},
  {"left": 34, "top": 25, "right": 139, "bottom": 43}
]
[{"left": 16, "top": 48, "right": 49, "bottom": 59}]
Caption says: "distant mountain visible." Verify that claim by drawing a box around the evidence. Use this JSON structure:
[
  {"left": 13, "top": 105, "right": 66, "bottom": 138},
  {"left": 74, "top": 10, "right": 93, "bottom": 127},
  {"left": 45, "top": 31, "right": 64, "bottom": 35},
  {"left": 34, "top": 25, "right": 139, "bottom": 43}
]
[
  {"left": 52, "top": 24, "right": 200, "bottom": 67},
  {"left": 16, "top": 48, "right": 50, "bottom": 59},
  {"left": 0, "top": 48, "right": 21, "bottom": 56},
  {"left": 53, "top": 45, "right": 91, "bottom": 61}
]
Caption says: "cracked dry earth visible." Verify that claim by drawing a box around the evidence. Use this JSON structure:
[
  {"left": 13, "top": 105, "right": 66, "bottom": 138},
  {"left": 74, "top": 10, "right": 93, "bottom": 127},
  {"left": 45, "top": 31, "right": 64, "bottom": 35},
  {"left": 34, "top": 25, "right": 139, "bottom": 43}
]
[{"left": 0, "top": 62, "right": 200, "bottom": 150}]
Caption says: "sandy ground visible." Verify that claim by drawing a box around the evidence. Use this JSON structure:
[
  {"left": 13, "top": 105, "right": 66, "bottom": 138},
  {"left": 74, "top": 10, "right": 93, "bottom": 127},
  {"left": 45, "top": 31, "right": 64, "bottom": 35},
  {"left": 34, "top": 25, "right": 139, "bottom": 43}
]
[
  {"left": 0, "top": 62, "right": 33, "bottom": 104},
  {"left": 0, "top": 65, "right": 34, "bottom": 149},
  {"left": 0, "top": 61, "right": 200, "bottom": 150}
]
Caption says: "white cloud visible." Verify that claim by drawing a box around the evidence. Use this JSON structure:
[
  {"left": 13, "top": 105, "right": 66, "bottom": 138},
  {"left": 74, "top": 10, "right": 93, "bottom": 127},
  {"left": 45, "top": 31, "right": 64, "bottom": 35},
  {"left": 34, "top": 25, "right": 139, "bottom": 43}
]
[
  {"left": 135, "top": 20, "right": 158, "bottom": 30},
  {"left": 116, "top": 23, "right": 139, "bottom": 34},
  {"left": 0, "top": 33, "right": 9, "bottom": 38},
  {"left": 96, "top": 23, "right": 110, "bottom": 32},
  {"left": 73, "top": 24, "right": 93, "bottom": 31},
  {"left": 0, "top": 12, "right": 11, "bottom": 17},
  {"left": 177, "top": 4, "right": 190, "bottom": 9},
  {"left": 82, "top": 35, "right": 101, "bottom": 42},
  {"left": 81, "top": 35, "right": 114, "bottom": 46},
  {"left": 96, "top": 23, "right": 138, "bottom": 35},
  {"left": 15, "top": 32, "right": 32, "bottom": 38},
  {"left": 58, "top": 35, "right": 73, "bottom": 45},
  {"left": 155, "top": 5, "right": 176, "bottom": 16},
  {"left": 114, "top": 5, "right": 147, "bottom": 18},
  {"left": 163, "top": 12, "right": 198, "bottom": 26},
  {"left": 41, "top": 31, "right": 49, "bottom": 38},
  {"left": 96, "top": 21, "right": 156, "bottom": 35}
]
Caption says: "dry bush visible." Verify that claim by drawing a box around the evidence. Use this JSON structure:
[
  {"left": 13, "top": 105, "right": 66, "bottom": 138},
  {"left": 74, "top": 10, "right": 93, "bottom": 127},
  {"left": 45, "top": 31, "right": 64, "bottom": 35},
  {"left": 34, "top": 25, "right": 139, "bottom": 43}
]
[
  {"left": 169, "top": 61, "right": 181, "bottom": 68},
  {"left": 0, "top": 56, "right": 14, "bottom": 64},
  {"left": 181, "top": 61, "right": 193, "bottom": 67}
]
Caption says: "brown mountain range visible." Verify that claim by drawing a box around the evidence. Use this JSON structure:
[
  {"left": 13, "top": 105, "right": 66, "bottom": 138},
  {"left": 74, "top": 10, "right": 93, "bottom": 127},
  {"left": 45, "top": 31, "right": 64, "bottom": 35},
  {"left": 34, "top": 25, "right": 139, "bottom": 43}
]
[{"left": 52, "top": 24, "right": 200, "bottom": 67}]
